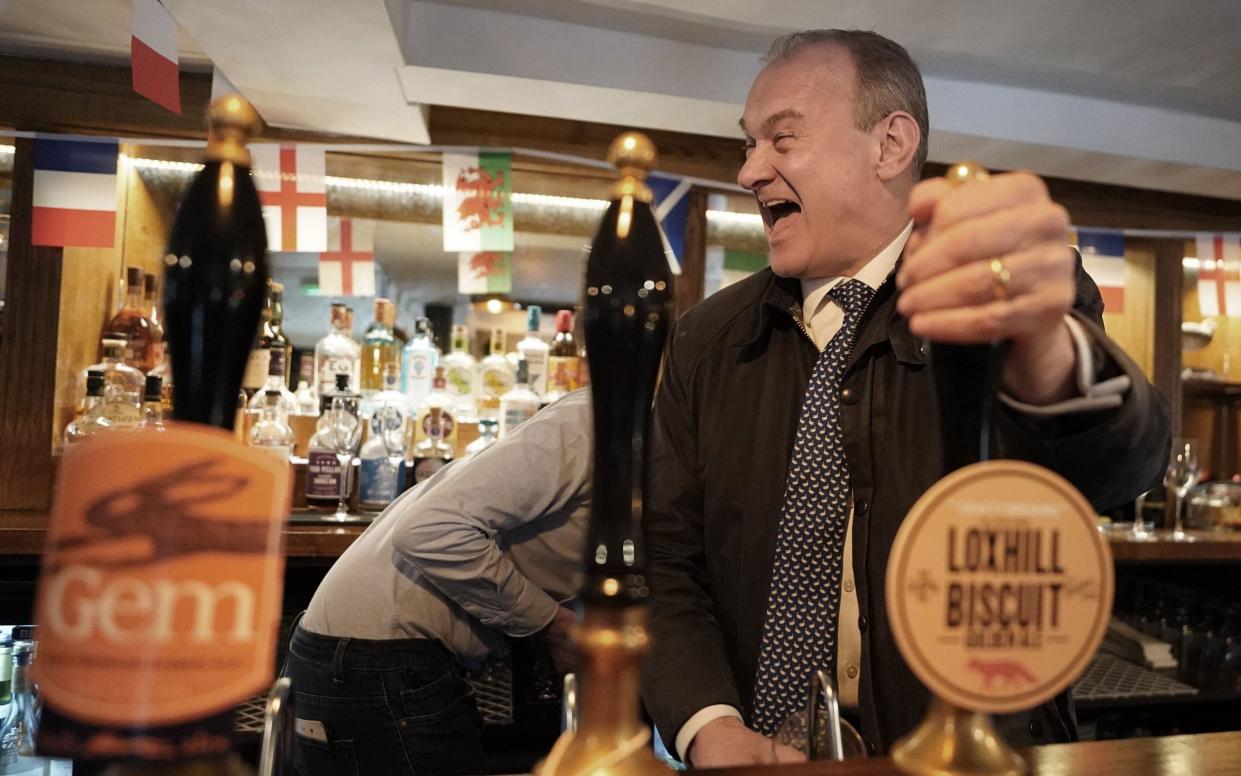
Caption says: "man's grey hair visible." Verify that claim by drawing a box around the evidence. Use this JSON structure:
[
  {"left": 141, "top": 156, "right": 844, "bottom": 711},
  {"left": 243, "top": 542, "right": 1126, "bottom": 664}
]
[{"left": 765, "top": 29, "right": 929, "bottom": 179}]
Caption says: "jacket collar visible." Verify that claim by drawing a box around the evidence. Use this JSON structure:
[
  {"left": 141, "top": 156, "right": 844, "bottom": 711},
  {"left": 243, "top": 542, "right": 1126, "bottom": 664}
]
[{"left": 738, "top": 265, "right": 928, "bottom": 366}]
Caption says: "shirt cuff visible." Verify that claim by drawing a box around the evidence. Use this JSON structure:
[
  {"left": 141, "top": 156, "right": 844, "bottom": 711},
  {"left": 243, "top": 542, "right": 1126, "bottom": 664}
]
[
  {"left": 675, "top": 704, "right": 744, "bottom": 764},
  {"left": 999, "top": 314, "right": 1130, "bottom": 416}
]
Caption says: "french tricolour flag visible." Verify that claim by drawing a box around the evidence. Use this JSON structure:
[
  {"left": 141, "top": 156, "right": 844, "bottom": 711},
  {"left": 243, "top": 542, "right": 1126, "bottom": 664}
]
[
  {"left": 32, "top": 139, "right": 119, "bottom": 248},
  {"left": 131, "top": 0, "right": 181, "bottom": 114},
  {"left": 1071, "top": 227, "right": 1125, "bottom": 314}
]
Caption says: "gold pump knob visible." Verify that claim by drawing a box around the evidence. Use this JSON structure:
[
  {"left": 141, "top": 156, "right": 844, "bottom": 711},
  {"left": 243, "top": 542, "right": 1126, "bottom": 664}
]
[
  {"left": 945, "top": 160, "right": 990, "bottom": 185},
  {"left": 607, "top": 131, "right": 657, "bottom": 203},
  {"left": 205, "top": 95, "right": 262, "bottom": 167}
]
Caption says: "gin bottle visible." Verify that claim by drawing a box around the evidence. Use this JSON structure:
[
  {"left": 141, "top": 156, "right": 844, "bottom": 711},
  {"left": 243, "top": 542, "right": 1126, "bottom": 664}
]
[
  {"left": 517, "top": 305, "right": 550, "bottom": 398},
  {"left": 403, "top": 317, "right": 438, "bottom": 410},
  {"left": 358, "top": 415, "right": 406, "bottom": 511},
  {"left": 479, "top": 327, "right": 514, "bottom": 420},
  {"left": 499, "top": 358, "right": 539, "bottom": 438},
  {"left": 248, "top": 390, "right": 294, "bottom": 461},
  {"left": 545, "top": 309, "right": 580, "bottom": 405},
  {"left": 361, "top": 298, "right": 399, "bottom": 399},
  {"left": 314, "top": 303, "right": 361, "bottom": 397},
  {"left": 465, "top": 418, "right": 499, "bottom": 457},
  {"left": 96, "top": 338, "right": 143, "bottom": 428},
  {"left": 411, "top": 406, "right": 453, "bottom": 485},
  {"left": 442, "top": 324, "right": 478, "bottom": 420},
  {"left": 64, "top": 370, "right": 111, "bottom": 445}
]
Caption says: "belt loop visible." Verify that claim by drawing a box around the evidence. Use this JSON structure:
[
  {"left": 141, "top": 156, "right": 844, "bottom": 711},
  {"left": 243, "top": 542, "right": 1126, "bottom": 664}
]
[{"left": 332, "top": 638, "right": 351, "bottom": 684}]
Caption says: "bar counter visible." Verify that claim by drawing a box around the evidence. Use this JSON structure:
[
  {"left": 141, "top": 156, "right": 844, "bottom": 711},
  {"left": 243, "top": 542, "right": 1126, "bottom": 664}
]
[
  {"left": 712, "top": 730, "right": 1241, "bottom": 776},
  {"left": 6, "top": 512, "right": 1241, "bottom": 561}
]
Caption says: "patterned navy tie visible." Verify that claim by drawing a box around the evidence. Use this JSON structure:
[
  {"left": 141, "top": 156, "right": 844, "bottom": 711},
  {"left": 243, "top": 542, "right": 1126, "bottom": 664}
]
[{"left": 751, "top": 278, "right": 875, "bottom": 736}]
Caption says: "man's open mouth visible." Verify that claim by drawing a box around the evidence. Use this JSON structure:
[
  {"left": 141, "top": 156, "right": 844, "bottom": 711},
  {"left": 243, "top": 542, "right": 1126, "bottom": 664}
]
[{"left": 761, "top": 199, "right": 801, "bottom": 230}]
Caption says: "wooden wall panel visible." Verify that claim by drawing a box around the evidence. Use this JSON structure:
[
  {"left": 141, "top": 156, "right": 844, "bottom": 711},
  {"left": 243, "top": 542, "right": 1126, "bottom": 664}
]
[
  {"left": 0, "top": 139, "right": 62, "bottom": 510},
  {"left": 1102, "top": 243, "right": 1156, "bottom": 379}
]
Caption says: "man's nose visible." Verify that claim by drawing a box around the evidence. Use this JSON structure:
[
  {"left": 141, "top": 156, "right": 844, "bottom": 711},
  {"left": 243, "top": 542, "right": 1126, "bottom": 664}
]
[{"left": 737, "top": 146, "right": 772, "bottom": 191}]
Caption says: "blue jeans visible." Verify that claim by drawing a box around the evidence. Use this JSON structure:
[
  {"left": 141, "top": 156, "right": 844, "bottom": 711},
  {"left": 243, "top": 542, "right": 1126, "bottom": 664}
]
[{"left": 284, "top": 624, "right": 486, "bottom": 775}]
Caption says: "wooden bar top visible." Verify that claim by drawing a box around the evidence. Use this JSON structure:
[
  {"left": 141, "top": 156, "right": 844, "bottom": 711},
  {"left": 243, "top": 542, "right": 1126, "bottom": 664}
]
[
  {"left": 0, "top": 510, "right": 367, "bottom": 558},
  {"left": 3, "top": 509, "right": 1241, "bottom": 563},
  {"left": 710, "top": 730, "right": 1241, "bottom": 776}
]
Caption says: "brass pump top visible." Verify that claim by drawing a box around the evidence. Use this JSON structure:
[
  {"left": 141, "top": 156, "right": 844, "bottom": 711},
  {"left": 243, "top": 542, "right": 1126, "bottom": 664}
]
[
  {"left": 205, "top": 95, "right": 262, "bottom": 167},
  {"left": 607, "top": 131, "right": 657, "bottom": 203}
]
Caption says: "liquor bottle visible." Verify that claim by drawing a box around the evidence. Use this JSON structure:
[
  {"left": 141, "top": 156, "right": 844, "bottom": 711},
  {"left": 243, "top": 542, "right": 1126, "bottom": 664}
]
[
  {"left": 97, "top": 338, "right": 143, "bottom": 427},
  {"left": 361, "top": 298, "right": 399, "bottom": 400},
  {"left": 499, "top": 358, "right": 539, "bottom": 438},
  {"left": 411, "top": 406, "right": 453, "bottom": 485},
  {"left": 442, "top": 324, "right": 479, "bottom": 420},
  {"left": 137, "top": 375, "right": 166, "bottom": 431},
  {"left": 295, "top": 354, "right": 318, "bottom": 414},
  {"left": 0, "top": 644, "right": 41, "bottom": 772},
  {"left": 248, "top": 390, "right": 294, "bottom": 461},
  {"left": 148, "top": 354, "right": 174, "bottom": 415},
  {"left": 545, "top": 310, "right": 580, "bottom": 405},
  {"left": 0, "top": 630, "right": 12, "bottom": 705},
  {"left": 306, "top": 373, "right": 357, "bottom": 511},
  {"left": 465, "top": 418, "right": 499, "bottom": 457},
  {"left": 143, "top": 272, "right": 166, "bottom": 367},
  {"left": 241, "top": 281, "right": 277, "bottom": 397},
  {"left": 517, "top": 305, "right": 550, "bottom": 399},
  {"left": 358, "top": 415, "right": 406, "bottom": 511},
  {"left": 479, "top": 327, "right": 514, "bottom": 420},
  {"left": 403, "top": 317, "right": 438, "bottom": 410},
  {"left": 414, "top": 366, "right": 456, "bottom": 445},
  {"left": 268, "top": 282, "right": 291, "bottom": 383},
  {"left": 245, "top": 347, "right": 298, "bottom": 419},
  {"left": 314, "top": 303, "right": 361, "bottom": 398},
  {"left": 64, "top": 370, "right": 111, "bottom": 444},
  {"left": 101, "top": 265, "right": 158, "bottom": 372},
  {"left": 371, "top": 363, "right": 407, "bottom": 417}
]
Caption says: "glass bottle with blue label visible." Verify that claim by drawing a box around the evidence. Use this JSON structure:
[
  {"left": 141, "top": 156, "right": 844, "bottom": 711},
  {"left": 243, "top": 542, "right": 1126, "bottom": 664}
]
[{"left": 359, "top": 409, "right": 407, "bottom": 511}]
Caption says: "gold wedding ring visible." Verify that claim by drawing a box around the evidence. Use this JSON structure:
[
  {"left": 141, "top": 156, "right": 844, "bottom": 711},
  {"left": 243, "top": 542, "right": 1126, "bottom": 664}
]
[{"left": 989, "top": 257, "right": 1011, "bottom": 301}]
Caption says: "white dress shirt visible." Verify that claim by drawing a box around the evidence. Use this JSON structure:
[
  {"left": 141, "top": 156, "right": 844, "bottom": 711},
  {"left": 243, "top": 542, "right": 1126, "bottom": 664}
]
[{"left": 675, "top": 223, "right": 1129, "bottom": 763}]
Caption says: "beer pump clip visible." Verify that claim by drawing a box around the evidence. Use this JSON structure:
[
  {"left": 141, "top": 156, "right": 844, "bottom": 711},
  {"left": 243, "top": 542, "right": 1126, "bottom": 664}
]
[{"left": 885, "top": 163, "right": 1114, "bottom": 776}]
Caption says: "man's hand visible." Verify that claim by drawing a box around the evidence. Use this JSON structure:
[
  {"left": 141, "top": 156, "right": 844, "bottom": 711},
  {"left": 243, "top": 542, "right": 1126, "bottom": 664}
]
[
  {"left": 687, "top": 717, "right": 805, "bottom": 769},
  {"left": 897, "top": 171, "right": 1077, "bottom": 405},
  {"left": 544, "top": 605, "right": 579, "bottom": 675}
]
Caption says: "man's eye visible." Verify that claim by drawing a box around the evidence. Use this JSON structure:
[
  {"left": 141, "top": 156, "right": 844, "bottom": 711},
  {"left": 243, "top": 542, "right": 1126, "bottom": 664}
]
[{"left": 773, "top": 133, "right": 794, "bottom": 147}]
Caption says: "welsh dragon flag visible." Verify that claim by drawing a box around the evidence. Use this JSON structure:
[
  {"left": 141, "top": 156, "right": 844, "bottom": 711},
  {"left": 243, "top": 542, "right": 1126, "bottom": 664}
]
[
  {"left": 458, "top": 252, "right": 512, "bottom": 295},
  {"left": 442, "top": 150, "right": 513, "bottom": 252}
]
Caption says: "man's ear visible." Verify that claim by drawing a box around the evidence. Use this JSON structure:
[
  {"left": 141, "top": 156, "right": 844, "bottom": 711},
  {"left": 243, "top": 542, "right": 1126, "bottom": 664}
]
[{"left": 875, "top": 111, "right": 920, "bottom": 182}]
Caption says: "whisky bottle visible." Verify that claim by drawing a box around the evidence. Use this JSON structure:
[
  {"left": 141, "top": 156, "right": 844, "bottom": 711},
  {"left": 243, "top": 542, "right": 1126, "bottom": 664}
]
[
  {"left": 361, "top": 298, "right": 399, "bottom": 399},
  {"left": 101, "top": 265, "right": 159, "bottom": 372},
  {"left": 143, "top": 271, "right": 166, "bottom": 366},
  {"left": 268, "top": 281, "right": 291, "bottom": 383},
  {"left": 545, "top": 310, "right": 580, "bottom": 404},
  {"left": 241, "top": 281, "right": 275, "bottom": 398},
  {"left": 411, "top": 406, "right": 453, "bottom": 485},
  {"left": 517, "top": 305, "right": 550, "bottom": 398}
]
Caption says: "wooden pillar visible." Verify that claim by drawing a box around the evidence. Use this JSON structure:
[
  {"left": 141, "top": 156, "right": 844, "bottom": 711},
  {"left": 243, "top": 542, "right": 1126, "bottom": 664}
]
[
  {"left": 0, "top": 139, "right": 62, "bottom": 510},
  {"left": 1152, "top": 237, "right": 1184, "bottom": 439},
  {"left": 674, "top": 188, "right": 708, "bottom": 319}
]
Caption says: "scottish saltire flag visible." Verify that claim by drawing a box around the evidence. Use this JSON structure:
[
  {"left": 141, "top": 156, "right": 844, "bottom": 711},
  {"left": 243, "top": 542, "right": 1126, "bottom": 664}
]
[
  {"left": 1071, "top": 228, "right": 1126, "bottom": 314},
  {"left": 442, "top": 150, "right": 512, "bottom": 252},
  {"left": 649, "top": 174, "right": 689, "bottom": 275},
  {"left": 32, "top": 138, "right": 118, "bottom": 248},
  {"left": 458, "top": 251, "right": 512, "bottom": 294},
  {"left": 251, "top": 144, "right": 328, "bottom": 252},
  {"left": 319, "top": 217, "right": 375, "bottom": 297},
  {"left": 1195, "top": 233, "right": 1241, "bottom": 318},
  {"left": 131, "top": 0, "right": 181, "bottom": 114}
]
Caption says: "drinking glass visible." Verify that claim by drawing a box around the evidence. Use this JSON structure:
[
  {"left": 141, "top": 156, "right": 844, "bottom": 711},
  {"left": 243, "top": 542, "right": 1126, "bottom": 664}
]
[
  {"left": 378, "top": 403, "right": 407, "bottom": 490},
  {"left": 326, "top": 396, "right": 362, "bottom": 522},
  {"left": 1163, "top": 439, "right": 1201, "bottom": 541}
]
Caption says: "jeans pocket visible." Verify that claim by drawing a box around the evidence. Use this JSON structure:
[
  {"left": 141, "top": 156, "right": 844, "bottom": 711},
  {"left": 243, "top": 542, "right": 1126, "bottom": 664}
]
[
  {"left": 293, "top": 692, "right": 391, "bottom": 776},
  {"left": 293, "top": 726, "right": 359, "bottom": 776},
  {"left": 397, "top": 670, "right": 486, "bottom": 774}
]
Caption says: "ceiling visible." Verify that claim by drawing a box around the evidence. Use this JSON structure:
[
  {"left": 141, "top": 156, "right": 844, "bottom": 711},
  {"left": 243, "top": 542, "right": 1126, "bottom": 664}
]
[{"left": 1, "top": 0, "right": 1240, "bottom": 199}]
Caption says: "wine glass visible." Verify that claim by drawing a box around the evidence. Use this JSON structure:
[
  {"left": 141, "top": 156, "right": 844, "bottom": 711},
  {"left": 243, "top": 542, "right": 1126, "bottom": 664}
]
[
  {"left": 326, "top": 396, "right": 362, "bottom": 522},
  {"left": 1164, "top": 439, "right": 1201, "bottom": 542},
  {"left": 377, "top": 403, "right": 407, "bottom": 492}
]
